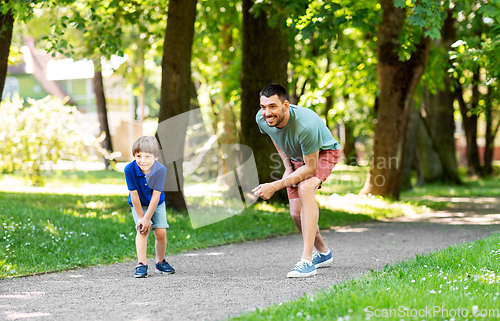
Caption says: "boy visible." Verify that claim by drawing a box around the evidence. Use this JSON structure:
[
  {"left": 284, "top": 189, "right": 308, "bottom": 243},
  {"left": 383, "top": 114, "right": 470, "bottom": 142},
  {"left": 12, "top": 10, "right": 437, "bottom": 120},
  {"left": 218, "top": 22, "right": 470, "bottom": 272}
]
[{"left": 124, "top": 136, "right": 175, "bottom": 278}]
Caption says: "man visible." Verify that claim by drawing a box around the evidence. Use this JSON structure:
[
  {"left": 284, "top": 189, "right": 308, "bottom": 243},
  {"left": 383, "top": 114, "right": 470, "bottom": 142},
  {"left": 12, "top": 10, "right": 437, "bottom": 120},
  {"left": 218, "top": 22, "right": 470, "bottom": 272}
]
[{"left": 252, "top": 84, "right": 340, "bottom": 278}]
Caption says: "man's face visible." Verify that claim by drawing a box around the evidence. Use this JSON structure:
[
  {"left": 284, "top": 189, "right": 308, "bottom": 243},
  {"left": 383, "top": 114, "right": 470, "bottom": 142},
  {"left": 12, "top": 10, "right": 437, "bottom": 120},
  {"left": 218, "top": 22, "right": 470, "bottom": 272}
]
[
  {"left": 134, "top": 151, "right": 158, "bottom": 174},
  {"left": 260, "top": 94, "right": 288, "bottom": 128}
]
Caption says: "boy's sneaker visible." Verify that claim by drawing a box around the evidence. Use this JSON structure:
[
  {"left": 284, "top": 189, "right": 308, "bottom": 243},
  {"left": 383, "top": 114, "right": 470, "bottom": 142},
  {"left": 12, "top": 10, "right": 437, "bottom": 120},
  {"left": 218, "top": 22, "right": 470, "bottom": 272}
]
[
  {"left": 312, "top": 250, "right": 333, "bottom": 268},
  {"left": 287, "top": 259, "right": 317, "bottom": 278},
  {"left": 135, "top": 262, "right": 148, "bottom": 278},
  {"left": 155, "top": 259, "right": 175, "bottom": 274}
]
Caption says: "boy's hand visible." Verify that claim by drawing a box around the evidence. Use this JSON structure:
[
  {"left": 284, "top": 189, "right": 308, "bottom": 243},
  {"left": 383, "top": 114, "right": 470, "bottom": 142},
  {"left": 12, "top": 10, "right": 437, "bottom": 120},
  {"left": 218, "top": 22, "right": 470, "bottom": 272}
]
[
  {"left": 136, "top": 218, "right": 150, "bottom": 235},
  {"left": 140, "top": 219, "right": 151, "bottom": 235}
]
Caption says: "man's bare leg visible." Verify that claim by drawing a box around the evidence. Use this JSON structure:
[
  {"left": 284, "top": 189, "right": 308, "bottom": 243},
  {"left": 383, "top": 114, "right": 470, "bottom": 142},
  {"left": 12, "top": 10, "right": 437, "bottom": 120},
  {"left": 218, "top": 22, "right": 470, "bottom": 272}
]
[
  {"left": 289, "top": 198, "right": 329, "bottom": 253},
  {"left": 296, "top": 177, "right": 325, "bottom": 262}
]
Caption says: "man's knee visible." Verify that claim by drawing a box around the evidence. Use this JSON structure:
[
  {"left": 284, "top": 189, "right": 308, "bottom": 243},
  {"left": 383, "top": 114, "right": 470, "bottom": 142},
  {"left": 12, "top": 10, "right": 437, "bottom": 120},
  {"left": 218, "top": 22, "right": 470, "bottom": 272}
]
[{"left": 297, "top": 177, "right": 321, "bottom": 197}]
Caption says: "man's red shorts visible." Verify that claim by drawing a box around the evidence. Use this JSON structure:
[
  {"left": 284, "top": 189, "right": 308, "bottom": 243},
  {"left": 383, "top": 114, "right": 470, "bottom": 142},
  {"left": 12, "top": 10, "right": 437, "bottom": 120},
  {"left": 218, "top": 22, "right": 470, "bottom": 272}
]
[{"left": 286, "top": 149, "right": 340, "bottom": 200}]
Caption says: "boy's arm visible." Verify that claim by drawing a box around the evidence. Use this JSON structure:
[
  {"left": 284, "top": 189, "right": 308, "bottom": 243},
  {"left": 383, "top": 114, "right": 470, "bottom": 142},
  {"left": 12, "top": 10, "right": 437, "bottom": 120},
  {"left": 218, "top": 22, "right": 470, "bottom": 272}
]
[
  {"left": 139, "top": 190, "right": 162, "bottom": 233},
  {"left": 130, "top": 190, "right": 145, "bottom": 228}
]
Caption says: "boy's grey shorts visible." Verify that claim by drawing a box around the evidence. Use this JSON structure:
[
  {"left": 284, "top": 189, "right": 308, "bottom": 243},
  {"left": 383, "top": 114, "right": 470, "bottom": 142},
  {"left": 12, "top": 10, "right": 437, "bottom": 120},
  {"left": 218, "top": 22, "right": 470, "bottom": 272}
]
[{"left": 131, "top": 202, "right": 169, "bottom": 229}]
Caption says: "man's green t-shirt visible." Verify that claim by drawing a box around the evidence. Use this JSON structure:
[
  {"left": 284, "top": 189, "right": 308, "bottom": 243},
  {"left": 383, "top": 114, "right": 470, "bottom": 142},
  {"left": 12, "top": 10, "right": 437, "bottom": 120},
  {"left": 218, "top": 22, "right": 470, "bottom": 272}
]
[{"left": 256, "top": 104, "right": 340, "bottom": 161}]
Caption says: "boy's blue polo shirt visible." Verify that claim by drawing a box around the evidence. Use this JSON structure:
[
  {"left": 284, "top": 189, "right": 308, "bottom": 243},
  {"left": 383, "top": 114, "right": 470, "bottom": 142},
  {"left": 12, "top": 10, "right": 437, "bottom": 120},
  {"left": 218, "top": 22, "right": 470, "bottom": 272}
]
[{"left": 124, "top": 160, "right": 166, "bottom": 207}]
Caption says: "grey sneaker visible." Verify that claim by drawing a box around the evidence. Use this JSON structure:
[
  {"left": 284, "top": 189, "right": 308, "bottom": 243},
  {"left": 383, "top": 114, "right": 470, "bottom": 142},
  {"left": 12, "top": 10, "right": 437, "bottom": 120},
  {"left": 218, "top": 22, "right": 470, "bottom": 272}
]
[
  {"left": 287, "top": 259, "right": 317, "bottom": 278},
  {"left": 312, "top": 250, "right": 333, "bottom": 268}
]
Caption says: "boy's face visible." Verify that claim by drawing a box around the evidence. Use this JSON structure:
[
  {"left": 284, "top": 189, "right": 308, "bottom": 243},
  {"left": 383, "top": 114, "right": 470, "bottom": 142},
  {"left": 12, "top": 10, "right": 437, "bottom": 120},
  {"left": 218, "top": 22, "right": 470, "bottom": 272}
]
[{"left": 134, "top": 151, "right": 158, "bottom": 174}]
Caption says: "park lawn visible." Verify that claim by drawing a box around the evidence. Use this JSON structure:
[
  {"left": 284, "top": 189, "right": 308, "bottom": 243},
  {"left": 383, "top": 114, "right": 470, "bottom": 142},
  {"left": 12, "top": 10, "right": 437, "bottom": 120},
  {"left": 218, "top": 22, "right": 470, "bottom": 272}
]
[
  {"left": 321, "top": 164, "right": 500, "bottom": 211},
  {"left": 0, "top": 169, "right": 431, "bottom": 278},
  {"left": 0, "top": 191, "right": 375, "bottom": 279},
  {"left": 2, "top": 168, "right": 497, "bottom": 279},
  {"left": 232, "top": 232, "right": 500, "bottom": 321}
]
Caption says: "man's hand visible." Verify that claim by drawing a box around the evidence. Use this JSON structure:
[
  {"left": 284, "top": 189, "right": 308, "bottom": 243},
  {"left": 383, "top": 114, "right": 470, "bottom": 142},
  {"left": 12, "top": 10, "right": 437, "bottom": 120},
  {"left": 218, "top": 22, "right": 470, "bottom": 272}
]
[{"left": 252, "top": 182, "right": 278, "bottom": 200}]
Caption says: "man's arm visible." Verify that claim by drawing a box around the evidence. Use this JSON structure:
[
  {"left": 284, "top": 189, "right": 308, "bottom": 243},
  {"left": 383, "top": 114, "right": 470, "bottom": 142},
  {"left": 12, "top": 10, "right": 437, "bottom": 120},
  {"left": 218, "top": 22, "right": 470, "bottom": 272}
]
[
  {"left": 252, "top": 142, "right": 319, "bottom": 200},
  {"left": 274, "top": 150, "right": 319, "bottom": 191},
  {"left": 272, "top": 140, "right": 293, "bottom": 172}
]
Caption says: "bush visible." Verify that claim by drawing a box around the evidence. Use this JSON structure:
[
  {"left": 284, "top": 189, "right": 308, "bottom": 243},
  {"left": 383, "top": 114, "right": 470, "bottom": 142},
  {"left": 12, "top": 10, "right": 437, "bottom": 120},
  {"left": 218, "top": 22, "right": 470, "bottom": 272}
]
[{"left": 0, "top": 95, "right": 94, "bottom": 186}]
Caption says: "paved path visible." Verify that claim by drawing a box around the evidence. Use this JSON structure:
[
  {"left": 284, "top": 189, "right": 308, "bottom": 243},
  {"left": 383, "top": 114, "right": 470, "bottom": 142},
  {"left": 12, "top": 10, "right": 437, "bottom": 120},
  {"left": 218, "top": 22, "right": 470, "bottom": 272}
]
[{"left": 1, "top": 197, "right": 500, "bottom": 321}]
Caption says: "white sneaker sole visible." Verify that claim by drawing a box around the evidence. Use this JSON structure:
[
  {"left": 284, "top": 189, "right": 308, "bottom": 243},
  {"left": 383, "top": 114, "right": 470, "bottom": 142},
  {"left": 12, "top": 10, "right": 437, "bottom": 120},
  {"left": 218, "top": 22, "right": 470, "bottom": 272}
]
[
  {"left": 314, "top": 257, "right": 334, "bottom": 268},
  {"left": 155, "top": 269, "right": 175, "bottom": 274},
  {"left": 287, "top": 269, "right": 317, "bottom": 278}
]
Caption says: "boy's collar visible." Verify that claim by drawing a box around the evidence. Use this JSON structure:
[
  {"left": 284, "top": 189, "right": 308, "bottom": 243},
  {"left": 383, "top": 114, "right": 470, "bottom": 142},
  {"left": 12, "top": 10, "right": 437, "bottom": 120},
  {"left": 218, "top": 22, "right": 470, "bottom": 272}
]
[{"left": 134, "top": 160, "right": 158, "bottom": 177}]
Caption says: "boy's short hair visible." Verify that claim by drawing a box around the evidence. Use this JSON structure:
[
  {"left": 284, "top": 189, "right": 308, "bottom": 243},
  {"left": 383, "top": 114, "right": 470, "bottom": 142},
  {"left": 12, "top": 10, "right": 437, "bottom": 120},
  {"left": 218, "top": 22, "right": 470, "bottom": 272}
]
[{"left": 132, "top": 136, "right": 161, "bottom": 158}]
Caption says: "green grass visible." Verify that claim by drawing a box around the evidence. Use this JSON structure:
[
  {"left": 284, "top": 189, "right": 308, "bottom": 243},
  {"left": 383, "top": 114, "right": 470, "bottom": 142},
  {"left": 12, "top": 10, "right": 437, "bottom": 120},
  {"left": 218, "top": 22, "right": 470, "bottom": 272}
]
[
  {"left": 320, "top": 165, "right": 500, "bottom": 212},
  {"left": 0, "top": 191, "right": 377, "bottom": 279},
  {"left": 1, "top": 167, "right": 435, "bottom": 278},
  {"left": 232, "top": 233, "right": 500, "bottom": 320}
]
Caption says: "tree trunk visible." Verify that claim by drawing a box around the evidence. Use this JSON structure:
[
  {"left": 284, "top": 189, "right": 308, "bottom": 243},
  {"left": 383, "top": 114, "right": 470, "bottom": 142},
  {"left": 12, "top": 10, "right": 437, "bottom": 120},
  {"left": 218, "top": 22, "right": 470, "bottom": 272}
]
[
  {"left": 93, "top": 68, "right": 113, "bottom": 169},
  {"left": 483, "top": 87, "right": 500, "bottom": 175},
  {"left": 343, "top": 122, "right": 358, "bottom": 166},
  {"left": 241, "top": 0, "right": 288, "bottom": 201},
  {"left": 157, "top": 0, "right": 198, "bottom": 211},
  {"left": 219, "top": 24, "right": 237, "bottom": 147},
  {"left": 401, "top": 103, "right": 419, "bottom": 191},
  {"left": 457, "top": 73, "right": 482, "bottom": 176},
  {"left": 361, "top": 0, "right": 431, "bottom": 199},
  {"left": 423, "top": 10, "right": 461, "bottom": 184},
  {"left": 416, "top": 108, "right": 443, "bottom": 183},
  {"left": 0, "top": 4, "right": 14, "bottom": 100}
]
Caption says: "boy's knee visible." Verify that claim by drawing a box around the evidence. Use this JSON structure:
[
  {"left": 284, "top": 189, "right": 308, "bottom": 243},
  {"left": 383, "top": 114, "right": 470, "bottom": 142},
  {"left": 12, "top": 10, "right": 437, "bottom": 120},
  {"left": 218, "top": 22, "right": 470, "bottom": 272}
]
[{"left": 154, "top": 228, "right": 166, "bottom": 239}]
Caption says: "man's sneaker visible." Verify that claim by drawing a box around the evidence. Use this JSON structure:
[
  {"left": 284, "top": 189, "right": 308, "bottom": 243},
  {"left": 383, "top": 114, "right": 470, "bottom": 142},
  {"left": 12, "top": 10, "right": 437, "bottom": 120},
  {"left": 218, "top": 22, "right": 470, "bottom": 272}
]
[
  {"left": 312, "top": 250, "right": 333, "bottom": 268},
  {"left": 155, "top": 259, "right": 175, "bottom": 274},
  {"left": 287, "top": 259, "right": 317, "bottom": 278},
  {"left": 135, "top": 262, "right": 148, "bottom": 278}
]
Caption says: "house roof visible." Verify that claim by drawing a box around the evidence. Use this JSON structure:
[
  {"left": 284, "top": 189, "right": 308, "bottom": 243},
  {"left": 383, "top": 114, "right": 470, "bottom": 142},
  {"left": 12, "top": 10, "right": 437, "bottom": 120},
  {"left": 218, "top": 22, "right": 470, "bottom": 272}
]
[{"left": 7, "top": 38, "right": 77, "bottom": 104}]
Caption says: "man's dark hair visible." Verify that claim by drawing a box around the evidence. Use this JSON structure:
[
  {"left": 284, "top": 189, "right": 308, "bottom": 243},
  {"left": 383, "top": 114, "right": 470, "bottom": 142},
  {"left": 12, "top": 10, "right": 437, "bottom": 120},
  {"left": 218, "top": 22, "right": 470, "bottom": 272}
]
[{"left": 260, "top": 84, "right": 288, "bottom": 103}]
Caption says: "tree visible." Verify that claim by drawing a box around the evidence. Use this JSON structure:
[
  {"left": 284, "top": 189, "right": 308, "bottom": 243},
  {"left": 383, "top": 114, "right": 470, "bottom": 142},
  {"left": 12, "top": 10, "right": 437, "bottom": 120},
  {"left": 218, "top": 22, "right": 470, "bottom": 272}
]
[
  {"left": 360, "top": 0, "right": 434, "bottom": 199},
  {"left": 193, "top": 0, "right": 242, "bottom": 148},
  {"left": 240, "top": 0, "right": 289, "bottom": 195},
  {"left": 157, "top": 0, "right": 198, "bottom": 211},
  {"left": 0, "top": 1, "right": 14, "bottom": 100},
  {"left": 451, "top": 0, "right": 500, "bottom": 176},
  {"left": 42, "top": 1, "right": 124, "bottom": 166},
  {"left": 417, "top": 9, "right": 461, "bottom": 184}
]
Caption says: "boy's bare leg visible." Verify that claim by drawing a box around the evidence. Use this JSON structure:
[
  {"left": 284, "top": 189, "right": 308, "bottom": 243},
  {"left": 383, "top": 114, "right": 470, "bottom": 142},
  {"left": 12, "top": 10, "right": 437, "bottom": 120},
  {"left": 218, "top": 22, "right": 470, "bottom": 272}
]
[
  {"left": 289, "top": 197, "right": 329, "bottom": 254},
  {"left": 136, "top": 231, "right": 149, "bottom": 263},
  {"left": 296, "top": 177, "right": 325, "bottom": 262},
  {"left": 153, "top": 228, "right": 167, "bottom": 263}
]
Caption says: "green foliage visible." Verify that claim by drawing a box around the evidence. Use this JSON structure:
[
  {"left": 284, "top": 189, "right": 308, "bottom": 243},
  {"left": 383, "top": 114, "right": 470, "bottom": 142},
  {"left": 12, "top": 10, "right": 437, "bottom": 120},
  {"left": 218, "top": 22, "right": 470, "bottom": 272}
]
[
  {"left": 0, "top": 96, "right": 94, "bottom": 186},
  {"left": 447, "top": 0, "right": 500, "bottom": 124}
]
